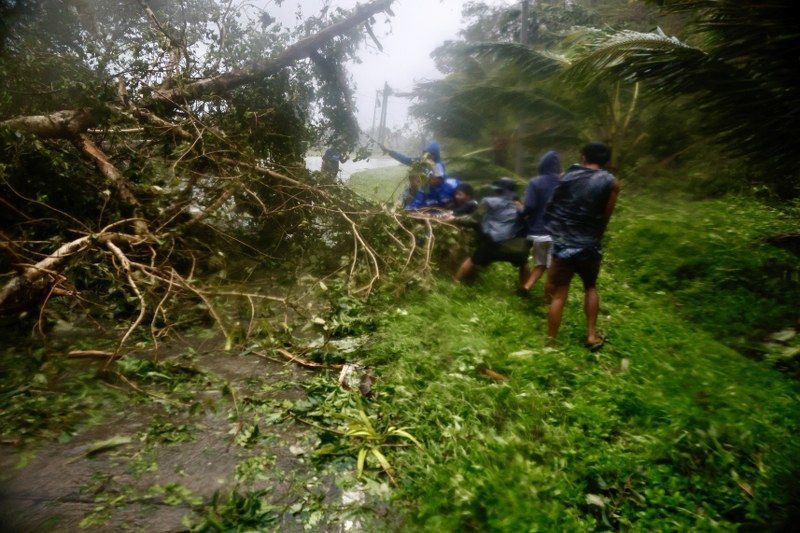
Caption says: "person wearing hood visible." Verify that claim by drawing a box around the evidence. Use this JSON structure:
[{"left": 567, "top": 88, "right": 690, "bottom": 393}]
[
  {"left": 381, "top": 140, "right": 447, "bottom": 179},
  {"left": 454, "top": 177, "right": 531, "bottom": 289},
  {"left": 404, "top": 166, "right": 456, "bottom": 211},
  {"left": 521, "top": 151, "right": 562, "bottom": 294},
  {"left": 544, "top": 142, "right": 620, "bottom": 350},
  {"left": 321, "top": 146, "right": 346, "bottom": 179}
]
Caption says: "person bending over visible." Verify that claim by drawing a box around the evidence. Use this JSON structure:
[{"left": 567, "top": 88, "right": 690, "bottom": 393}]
[
  {"left": 454, "top": 177, "right": 530, "bottom": 290},
  {"left": 544, "top": 142, "right": 619, "bottom": 350},
  {"left": 451, "top": 183, "right": 478, "bottom": 216},
  {"left": 521, "top": 150, "right": 562, "bottom": 295},
  {"left": 405, "top": 168, "right": 456, "bottom": 211}
]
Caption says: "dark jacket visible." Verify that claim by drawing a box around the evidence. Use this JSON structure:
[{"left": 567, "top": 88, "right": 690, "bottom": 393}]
[
  {"left": 544, "top": 164, "right": 616, "bottom": 252},
  {"left": 522, "top": 151, "right": 562, "bottom": 236}
]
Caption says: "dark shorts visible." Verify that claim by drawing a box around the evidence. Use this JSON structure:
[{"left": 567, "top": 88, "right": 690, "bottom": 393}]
[
  {"left": 472, "top": 237, "right": 531, "bottom": 268},
  {"left": 548, "top": 255, "right": 602, "bottom": 289}
]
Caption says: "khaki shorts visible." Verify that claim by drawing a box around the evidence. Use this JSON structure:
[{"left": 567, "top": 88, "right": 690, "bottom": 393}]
[{"left": 528, "top": 235, "right": 553, "bottom": 268}]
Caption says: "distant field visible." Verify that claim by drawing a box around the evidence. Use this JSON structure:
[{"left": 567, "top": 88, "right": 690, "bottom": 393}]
[{"left": 347, "top": 165, "right": 407, "bottom": 203}]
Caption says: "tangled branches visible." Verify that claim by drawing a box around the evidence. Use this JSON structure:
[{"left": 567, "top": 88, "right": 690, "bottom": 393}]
[{"left": 0, "top": 0, "right": 430, "bottom": 356}]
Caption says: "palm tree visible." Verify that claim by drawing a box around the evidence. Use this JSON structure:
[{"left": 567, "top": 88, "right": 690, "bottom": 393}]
[{"left": 568, "top": 0, "right": 800, "bottom": 196}]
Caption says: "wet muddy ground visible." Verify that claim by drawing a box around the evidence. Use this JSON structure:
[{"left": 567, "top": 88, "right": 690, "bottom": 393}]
[{"left": 0, "top": 333, "right": 377, "bottom": 532}]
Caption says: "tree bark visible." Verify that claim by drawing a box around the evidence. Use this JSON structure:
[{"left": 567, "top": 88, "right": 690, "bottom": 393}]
[{"left": 0, "top": 109, "right": 97, "bottom": 138}]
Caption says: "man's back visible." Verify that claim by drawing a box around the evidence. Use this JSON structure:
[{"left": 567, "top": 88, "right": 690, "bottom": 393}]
[
  {"left": 481, "top": 195, "right": 522, "bottom": 243},
  {"left": 545, "top": 165, "right": 616, "bottom": 250}
]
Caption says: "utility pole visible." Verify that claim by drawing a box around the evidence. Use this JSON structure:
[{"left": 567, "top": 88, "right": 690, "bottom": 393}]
[
  {"left": 520, "top": 0, "right": 530, "bottom": 44},
  {"left": 378, "top": 81, "right": 390, "bottom": 145},
  {"left": 370, "top": 89, "right": 380, "bottom": 138},
  {"left": 514, "top": 0, "right": 531, "bottom": 176}
]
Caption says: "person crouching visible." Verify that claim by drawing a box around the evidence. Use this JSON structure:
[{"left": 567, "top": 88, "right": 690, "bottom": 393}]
[
  {"left": 451, "top": 183, "right": 478, "bottom": 216},
  {"left": 454, "top": 177, "right": 531, "bottom": 291}
]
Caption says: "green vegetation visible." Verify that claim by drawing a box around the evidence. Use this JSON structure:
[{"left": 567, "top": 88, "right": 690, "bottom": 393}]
[
  {"left": 0, "top": 346, "right": 125, "bottom": 449},
  {"left": 2, "top": 0, "right": 799, "bottom": 530},
  {"left": 609, "top": 194, "right": 800, "bottom": 355},
  {"left": 355, "top": 193, "right": 800, "bottom": 530},
  {"left": 348, "top": 165, "right": 408, "bottom": 204}
]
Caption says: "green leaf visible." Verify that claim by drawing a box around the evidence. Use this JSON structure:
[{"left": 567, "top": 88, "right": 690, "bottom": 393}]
[
  {"left": 357, "top": 447, "right": 368, "bottom": 478},
  {"left": 370, "top": 447, "right": 393, "bottom": 476},
  {"left": 85, "top": 435, "right": 132, "bottom": 456},
  {"left": 389, "top": 428, "right": 423, "bottom": 449}
]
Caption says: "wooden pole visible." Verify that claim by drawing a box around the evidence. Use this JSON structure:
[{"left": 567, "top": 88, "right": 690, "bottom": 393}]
[
  {"left": 370, "top": 89, "right": 380, "bottom": 138},
  {"left": 378, "top": 82, "right": 390, "bottom": 144}
]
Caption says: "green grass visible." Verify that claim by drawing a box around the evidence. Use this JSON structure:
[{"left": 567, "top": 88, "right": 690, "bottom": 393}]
[
  {"left": 352, "top": 192, "right": 800, "bottom": 530},
  {"left": 347, "top": 165, "right": 407, "bottom": 203},
  {"left": 608, "top": 194, "right": 800, "bottom": 352}
]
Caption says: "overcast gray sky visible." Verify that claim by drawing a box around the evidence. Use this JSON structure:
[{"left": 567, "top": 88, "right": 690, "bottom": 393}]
[{"left": 262, "top": 0, "right": 514, "bottom": 130}]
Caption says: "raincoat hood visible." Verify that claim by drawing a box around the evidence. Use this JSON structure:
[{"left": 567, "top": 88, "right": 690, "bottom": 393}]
[
  {"left": 425, "top": 141, "right": 442, "bottom": 163},
  {"left": 538, "top": 150, "right": 561, "bottom": 177}
]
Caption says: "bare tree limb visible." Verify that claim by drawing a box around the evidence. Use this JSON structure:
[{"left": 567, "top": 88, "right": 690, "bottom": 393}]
[
  {"left": 0, "top": 109, "right": 97, "bottom": 138},
  {"left": 106, "top": 240, "right": 147, "bottom": 356},
  {"left": 72, "top": 134, "right": 149, "bottom": 235},
  {"left": 153, "top": 0, "right": 394, "bottom": 104},
  {"left": 0, "top": 232, "right": 142, "bottom": 310}
]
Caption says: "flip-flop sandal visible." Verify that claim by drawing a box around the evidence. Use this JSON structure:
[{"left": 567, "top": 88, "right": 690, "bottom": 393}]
[{"left": 585, "top": 337, "right": 605, "bottom": 352}]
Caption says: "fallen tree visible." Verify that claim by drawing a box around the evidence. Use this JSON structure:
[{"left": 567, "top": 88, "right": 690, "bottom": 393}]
[{"left": 0, "top": 0, "right": 440, "bottom": 353}]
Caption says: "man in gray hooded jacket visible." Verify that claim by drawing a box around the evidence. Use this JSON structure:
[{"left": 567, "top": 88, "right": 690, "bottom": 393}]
[{"left": 454, "top": 178, "right": 531, "bottom": 289}]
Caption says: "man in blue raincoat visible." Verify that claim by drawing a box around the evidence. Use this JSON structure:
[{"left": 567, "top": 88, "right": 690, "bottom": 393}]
[
  {"left": 381, "top": 141, "right": 458, "bottom": 210},
  {"left": 404, "top": 168, "right": 456, "bottom": 210},
  {"left": 381, "top": 140, "right": 447, "bottom": 181}
]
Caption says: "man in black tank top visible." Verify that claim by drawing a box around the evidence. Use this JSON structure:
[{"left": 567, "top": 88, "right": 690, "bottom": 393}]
[{"left": 543, "top": 142, "right": 620, "bottom": 350}]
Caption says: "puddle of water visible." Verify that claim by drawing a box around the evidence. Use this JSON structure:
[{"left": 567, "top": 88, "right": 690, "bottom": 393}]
[{"left": 305, "top": 155, "right": 399, "bottom": 182}]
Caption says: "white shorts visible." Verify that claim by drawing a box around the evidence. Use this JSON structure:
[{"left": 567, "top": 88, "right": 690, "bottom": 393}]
[{"left": 528, "top": 235, "right": 553, "bottom": 268}]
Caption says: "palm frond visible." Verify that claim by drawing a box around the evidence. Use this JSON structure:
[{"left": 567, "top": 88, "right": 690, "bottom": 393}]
[
  {"left": 568, "top": 23, "right": 800, "bottom": 193},
  {"left": 466, "top": 41, "right": 568, "bottom": 80}
]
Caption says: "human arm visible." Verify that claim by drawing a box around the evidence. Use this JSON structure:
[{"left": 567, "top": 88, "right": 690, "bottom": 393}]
[
  {"left": 521, "top": 181, "right": 538, "bottom": 218},
  {"left": 386, "top": 149, "right": 416, "bottom": 166},
  {"left": 404, "top": 189, "right": 426, "bottom": 210},
  {"left": 600, "top": 180, "right": 621, "bottom": 237}
]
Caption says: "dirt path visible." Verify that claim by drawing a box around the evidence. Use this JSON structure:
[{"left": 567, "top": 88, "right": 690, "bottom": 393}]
[{"left": 0, "top": 336, "right": 371, "bottom": 531}]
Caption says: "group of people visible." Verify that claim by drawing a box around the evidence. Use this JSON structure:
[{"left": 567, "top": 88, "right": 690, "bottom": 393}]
[{"left": 384, "top": 140, "right": 619, "bottom": 350}]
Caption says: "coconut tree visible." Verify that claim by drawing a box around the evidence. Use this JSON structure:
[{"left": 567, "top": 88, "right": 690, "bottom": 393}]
[{"left": 567, "top": 0, "right": 800, "bottom": 196}]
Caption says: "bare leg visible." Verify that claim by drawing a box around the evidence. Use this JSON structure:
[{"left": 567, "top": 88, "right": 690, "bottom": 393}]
[
  {"left": 518, "top": 263, "right": 531, "bottom": 290},
  {"left": 547, "top": 285, "right": 569, "bottom": 341},
  {"left": 544, "top": 276, "right": 553, "bottom": 305},
  {"left": 584, "top": 287, "right": 601, "bottom": 344},
  {"left": 523, "top": 265, "right": 546, "bottom": 291},
  {"left": 454, "top": 257, "right": 476, "bottom": 283}
]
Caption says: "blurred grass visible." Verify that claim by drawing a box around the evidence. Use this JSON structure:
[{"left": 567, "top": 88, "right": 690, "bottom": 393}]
[
  {"left": 359, "top": 191, "right": 800, "bottom": 530},
  {"left": 347, "top": 165, "right": 407, "bottom": 204},
  {"left": 368, "top": 272, "right": 800, "bottom": 530},
  {"left": 607, "top": 193, "right": 800, "bottom": 353}
]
